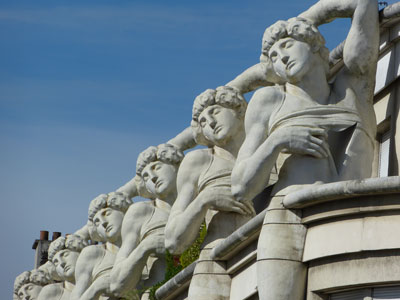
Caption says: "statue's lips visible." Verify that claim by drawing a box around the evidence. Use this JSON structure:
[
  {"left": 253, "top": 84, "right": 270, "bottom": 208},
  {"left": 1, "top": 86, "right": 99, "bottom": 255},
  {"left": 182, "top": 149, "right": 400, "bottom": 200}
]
[
  {"left": 64, "top": 266, "right": 70, "bottom": 272},
  {"left": 287, "top": 61, "right": 296, "bottom": 69},
  {"left": 214, "top": 126, "right": 222, "bottom": 134},
  {"left": 155, "top": 180, "right": 163, "bottom": 189},
  {"left": 106, "top": 225, "right": 113, "bottom": 233}
]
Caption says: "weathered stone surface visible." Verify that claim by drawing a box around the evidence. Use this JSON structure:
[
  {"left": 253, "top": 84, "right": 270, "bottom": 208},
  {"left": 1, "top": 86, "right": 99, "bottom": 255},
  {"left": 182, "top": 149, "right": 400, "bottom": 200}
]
[
  {"left": 110, "top": 144, "right": 183, "bottom": 295},
  {"left": 165, "top": 86, "right": 254, "bottom": 300},
  {"left": 227, "top": 0, "right": 380, "bottom": 299},
  {"left": 71, "top": 193, "right": 131, "bottom": 300}
]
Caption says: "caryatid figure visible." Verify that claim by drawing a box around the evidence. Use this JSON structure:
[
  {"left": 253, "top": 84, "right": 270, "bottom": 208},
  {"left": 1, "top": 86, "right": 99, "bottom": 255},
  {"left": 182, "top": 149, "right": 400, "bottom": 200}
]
[
  {"left": 228, "top": 0, "right": 379, "bottom": 299},
  {"left": 70, "top": 192, "right": 132, "bottom": 300},
  {"left": 165, "top": 86, "right": 255, "bottom": 300},
  {"left": 37, "top": 235, "right": 88, "bottom": 300},
  {"left": 109, "top": 143, "right": 184, "bottom": 295},
  {"left": 14, "top": 269, "right": 53, "bottom": 300}
]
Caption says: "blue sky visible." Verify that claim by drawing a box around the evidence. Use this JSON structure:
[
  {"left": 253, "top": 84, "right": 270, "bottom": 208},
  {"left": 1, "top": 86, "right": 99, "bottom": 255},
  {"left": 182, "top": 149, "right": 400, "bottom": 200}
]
[{"left": 1, "top": 0, "right": 396, "bottom": 298}]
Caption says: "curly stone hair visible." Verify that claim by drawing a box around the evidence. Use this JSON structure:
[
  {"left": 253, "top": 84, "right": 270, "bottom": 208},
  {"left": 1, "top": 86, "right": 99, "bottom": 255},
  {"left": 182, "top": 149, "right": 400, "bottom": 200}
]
[
  {"left": 136, "top": 143, "right": 184, "bottom": 176},
  {"left": 29, "top": 268, "right": 53, "bottom": 286},
  {"left": 14, "top": 269, "right": 52, "bottom": 296},
  {"left": 38, "top": 261, "right": 62, "bottom": 281},
  {"left": 88, "top": 192, "right": 132, "bottom": 222},
  {"left": 191, "top": 86, "right": 247, "bottom": 146},
  {"left": 261, "top": 17, "right": 329, "bottom": 74},
  {"left": 48, "top": 235, "right": 88, "bottom": 261},
  {"left": 14, "top": 271, "right": 31, "bottom": 295}
]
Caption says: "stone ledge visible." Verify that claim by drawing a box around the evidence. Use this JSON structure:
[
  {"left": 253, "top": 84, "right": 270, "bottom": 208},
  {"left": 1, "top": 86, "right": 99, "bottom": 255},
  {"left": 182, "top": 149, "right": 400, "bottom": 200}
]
[
  {"left": 155, "top": 261, "right": 197, "bottom": 300},
  {"left": 283, "top": 176, "right": 400, "bottom": 209},
  {"left": 211, "top": 210, "right": 266, "bottom": 261}
]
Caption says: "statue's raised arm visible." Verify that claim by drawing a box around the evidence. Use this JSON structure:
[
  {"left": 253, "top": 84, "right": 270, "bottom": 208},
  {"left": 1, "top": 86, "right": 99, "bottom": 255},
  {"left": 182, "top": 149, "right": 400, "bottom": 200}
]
[
  {"left": 226, "top": 61, "right": 283, "bottom": 94},
  {"left": 299, "top": 0, "right": 379, "bottom": 102},
  {"left": 237, "top": 1, "right": 381, "bottom": 300}
]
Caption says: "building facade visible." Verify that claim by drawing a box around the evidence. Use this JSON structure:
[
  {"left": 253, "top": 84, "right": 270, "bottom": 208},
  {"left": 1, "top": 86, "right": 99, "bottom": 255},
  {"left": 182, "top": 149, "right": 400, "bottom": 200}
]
[{"left": 155, "top": 4, "right": 400, "bottom": 300}]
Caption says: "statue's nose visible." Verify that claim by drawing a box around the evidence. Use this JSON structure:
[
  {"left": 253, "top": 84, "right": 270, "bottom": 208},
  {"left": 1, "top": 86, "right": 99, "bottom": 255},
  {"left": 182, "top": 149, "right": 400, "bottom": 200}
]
[{"left": 102, "top": 221, "right": 108, "bottom": 229}]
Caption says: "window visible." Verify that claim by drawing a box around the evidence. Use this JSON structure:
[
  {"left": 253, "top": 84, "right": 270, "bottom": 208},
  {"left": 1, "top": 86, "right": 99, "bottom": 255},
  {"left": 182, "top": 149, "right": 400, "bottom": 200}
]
[
  {"left": 329, "top": 286, "right": 400, "bottom": 300},
  {"left": 378, "top": 130, "right": 391, "bottom": 177}
]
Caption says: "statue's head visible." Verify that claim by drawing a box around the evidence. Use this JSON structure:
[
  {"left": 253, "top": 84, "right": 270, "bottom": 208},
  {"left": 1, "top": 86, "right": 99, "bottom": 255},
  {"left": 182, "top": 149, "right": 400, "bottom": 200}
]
[
  {"left": 261, "top": 17, "right": 329, "bottom": 83},
  {"left": 88, "top": 192, "right": 132, "bottom": 243},
  {"left": 48, "top": 235, "right": 88, "bottom": 283},
  {"left": 191, "top": 86, "right": 247, "bottom": 147},
  {"left": 38, "top": 261, "right": 62, "bottom": 282},
  {"left": 136, "top": 144, "right": 184, "bottom": 200},
  {"left": 14, "top": 269, "right": 52, "bottom": 300}
]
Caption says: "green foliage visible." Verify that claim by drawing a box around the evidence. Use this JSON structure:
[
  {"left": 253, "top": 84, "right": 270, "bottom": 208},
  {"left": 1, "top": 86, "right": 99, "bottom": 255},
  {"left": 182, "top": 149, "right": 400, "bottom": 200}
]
[
  {"left": 179, "top": 223, "right": 207, "bottom": 268},
  {"left": 146, "top": 223, "right": 207, "bottom": 300}
]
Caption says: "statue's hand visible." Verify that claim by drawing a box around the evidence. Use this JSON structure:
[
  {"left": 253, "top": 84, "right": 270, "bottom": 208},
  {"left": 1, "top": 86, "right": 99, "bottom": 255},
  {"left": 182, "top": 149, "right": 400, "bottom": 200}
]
[
  {"left": 200, "top": 186, "right": 255, "bottom": 215},
  {"left": 138, "top": 234, "right": 166, "bottom": 257},
  {"left": 272, "top": 126, "right": 329, "bottom": 158}
]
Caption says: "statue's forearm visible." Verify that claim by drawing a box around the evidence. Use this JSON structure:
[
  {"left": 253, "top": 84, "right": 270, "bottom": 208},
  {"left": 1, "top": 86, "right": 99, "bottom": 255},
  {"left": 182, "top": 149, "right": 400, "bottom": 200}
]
[
  {"left": 227, "top": 63, "right": 279, "bottom": 94},
  {"left": 110, "top": 247, "right": 149, "bottom": 294},
  {"left": 232, "top": 136, "right": 282, "bottom": 202},
  {"left": 116, "top": 176, "right": 139, "bottom": 199},
  {"left": 299, "top": 0, "right": 372, "bottom": 25},
  {"left": 74, "top": 225, "right": 90, "bottom": 241},
  {"left": 165, "top": 199, "right": 208, "bottom": 255},
  {"left": 79, "top": 276, "right": 110, "bottom": 300},
  {"left": 167, "top": 127, "right": 197, "bottom": 151}
]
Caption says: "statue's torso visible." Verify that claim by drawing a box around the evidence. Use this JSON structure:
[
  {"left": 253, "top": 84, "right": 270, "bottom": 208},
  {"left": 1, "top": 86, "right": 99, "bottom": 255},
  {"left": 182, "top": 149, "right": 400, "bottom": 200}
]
[
  {"left": 139, "top": 200, "right": 170, "bottom": 242},
  {"left": 267, "top": 84, "right": 375, "bottom": 195},
  {"left": 198, "top": 147, "right": 251, "bottom": 248},
  {"left": 92, "top": 244, "right": 117, "bottom": 282}
]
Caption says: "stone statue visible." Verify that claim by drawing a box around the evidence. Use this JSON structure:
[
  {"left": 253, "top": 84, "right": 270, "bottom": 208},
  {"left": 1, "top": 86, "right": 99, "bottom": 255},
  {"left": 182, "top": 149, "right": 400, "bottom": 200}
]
[
  {"left": 38, "top": 261, "right": 63, "bottom": 282},
  {"left": 228, "top": 0, "right": 379, "bottom": 299},
  {"left": 165, "top": 86, "right": 255, "bottom": 300},
  {"left": 14, "top": 268, "right": 53, "bottom": 300},
  {"left": 37, "top": 235, "right": 88, "bottom": 300},
  {"left": 70, "top": 192, "right": 132, "bottom": 300},
  {"left": 109, "top": 143, "right": 184, "bottom": 296}
]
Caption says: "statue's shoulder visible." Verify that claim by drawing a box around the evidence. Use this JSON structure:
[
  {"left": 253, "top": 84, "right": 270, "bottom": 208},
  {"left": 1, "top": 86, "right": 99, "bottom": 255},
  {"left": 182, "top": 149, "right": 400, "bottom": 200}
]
[
  {"left": 79, "top": 244, "right": 105, "bottom": 260},
  {"left": 250, "top": 85, "right": 284, "bottom": 108},
  {"left": 246, "top": 85, "right": 284, "bottom": 126},
  {"left": 182, "top": 148, "right": 212, "bottom": 165},
  {"left": 126, "top": 200, "right": 155, "bottom": 216},
  {"left": 38, "top": 283, "right": 63, "bottom": 299},
  {"left": 178, "top": 149, "right": 212, "bottom": 181}
]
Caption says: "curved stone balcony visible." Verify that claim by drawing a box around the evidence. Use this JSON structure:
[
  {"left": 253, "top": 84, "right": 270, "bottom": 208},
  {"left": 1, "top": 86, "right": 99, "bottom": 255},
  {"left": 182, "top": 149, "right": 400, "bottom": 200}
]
[
  {"left": 156, "top": 176, "right": 400, "bottom": 300},
  {"left": 284, "top": 176, "right": 400, "bottom": 300}
]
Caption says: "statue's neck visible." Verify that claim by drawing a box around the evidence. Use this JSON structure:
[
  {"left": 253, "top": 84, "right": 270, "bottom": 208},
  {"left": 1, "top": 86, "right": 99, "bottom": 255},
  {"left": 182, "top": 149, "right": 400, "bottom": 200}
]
[
  {"left": 213, "top": 145, "right": 237, "bottom": 162},
  {"left": 287, "top": 64, "right": 330, "bottom": 105},
  {"left": 64, "top": 281, "right": 75, "bottom": 291},
  {"left": 155, "top": 198, "right": 172, "bottom": 212},
  {"left": 106, "top": 240, "right": 121, "bottom": 252},
  {"left": 161, "top": 191, "right": 177, "bottom": 207},
  {"left": 216, "top": 128, "right": 245, "bottom": 159}
]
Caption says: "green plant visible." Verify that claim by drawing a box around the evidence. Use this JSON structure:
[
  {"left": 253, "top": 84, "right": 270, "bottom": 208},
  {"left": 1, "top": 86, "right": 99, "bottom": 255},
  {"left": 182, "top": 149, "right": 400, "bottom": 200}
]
[
  {"left": 147, "top": 223, "right": 207, "bottom": 300},
  {"left": 179, "top": 223, "right": 207, "bottom": 268}
]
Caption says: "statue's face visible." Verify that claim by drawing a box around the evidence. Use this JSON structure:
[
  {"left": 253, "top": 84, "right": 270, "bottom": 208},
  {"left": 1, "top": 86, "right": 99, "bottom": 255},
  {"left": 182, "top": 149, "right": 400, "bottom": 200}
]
[
  {"left": 269, "top": 37, "right": 313, "bottom": 83},
  {"left": 141, "top": 161, "right": 177, "bottom": 199},
  {"left": 18, "top": 283, "right": 42, "bottom": 300},
  {"left": 93, "top": 208, "right": 124, "bottom": 243},
  {"left": 52, "top": 249, "right": 79, "bottom": 282},
  {"left": 198, "top": 104, "right": 242, "bottom": 147}
]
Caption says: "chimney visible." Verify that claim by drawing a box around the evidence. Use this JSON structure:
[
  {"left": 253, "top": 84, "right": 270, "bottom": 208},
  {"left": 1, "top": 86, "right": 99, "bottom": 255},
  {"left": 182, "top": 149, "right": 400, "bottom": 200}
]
[
  {"left": 52, "top": 232, "right": 61, "bottom": 241},
  {"left": 32, "top": 231, "right": 61, "bottom": 268}
]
